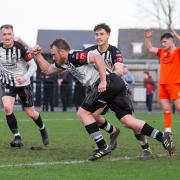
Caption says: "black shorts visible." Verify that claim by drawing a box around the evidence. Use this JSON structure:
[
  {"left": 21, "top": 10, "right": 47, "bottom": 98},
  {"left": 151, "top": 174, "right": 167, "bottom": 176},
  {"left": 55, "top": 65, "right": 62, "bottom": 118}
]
[
  {"left": 81, "top": 73, "right": 133, "bottom": 119},
  {"left": 86, "top": 86, "right": 109, "bottom": 115},
  {"left": 109, "top": 94, "right": 133, "bottom": 119},
  {"left": 1, "top": 84, "right": 34, "bottom": 107}
]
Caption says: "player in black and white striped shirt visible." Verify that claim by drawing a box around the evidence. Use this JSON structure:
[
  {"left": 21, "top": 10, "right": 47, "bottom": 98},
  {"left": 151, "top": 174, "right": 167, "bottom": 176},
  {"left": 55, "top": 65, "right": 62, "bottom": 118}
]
[
  {"left": 33, "top": 39, "right": 174, "bottom": 161},
  {"left": 0, "top": 24, "right": 49, "bottom": 147},
  {"left": 85, "top": 23, "right": 152, "bottom": 158},
  {"left": 84, "top": 24, "right": 123, "bottom": 152}
]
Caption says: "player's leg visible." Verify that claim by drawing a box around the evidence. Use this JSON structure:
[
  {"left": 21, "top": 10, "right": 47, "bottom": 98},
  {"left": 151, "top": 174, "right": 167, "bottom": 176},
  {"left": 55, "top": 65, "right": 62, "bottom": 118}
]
[
  {"left": 146, "top": 93, "right": 153, "bottom": 112},
  {"left": 93, "top": 108, "right": 120, "bottom": 151},
  {"left": 160, "top": 99, "right": 172, "bottom": 133},
  {"left": 110, "top": 94, "right": 175, "bottom": 156},
  {"left": 120, "top": 115, "right": 175, "bottom": 156},
  {"left": 77, "top": 107, "right": 111, "bottom": 161},
  {"left": 1, "top": 86, "right": 23, "bottom": 147},
  {"left": 110, "top": 94, "right": 153, "bottom": 158},
  {"left": 77, "top": 87, "right": 112, "bottom": 161},
  {"left": 19, "top": 85, "right": 49, "bottom": 145},
  {"left": 161, "top": 84, "right": 180, "bottom": 133},
  {"left": 134, "top": 132, "right": 152, "bottom": 159},
  {"left": 25, "top": 106, "right": 49, "bottom": 145},
  {"left": 159, "top": 84, "right": 173, "bottom": 133},
  {"left": 174, "top": 98, "right": 180, "bottom": 114}
]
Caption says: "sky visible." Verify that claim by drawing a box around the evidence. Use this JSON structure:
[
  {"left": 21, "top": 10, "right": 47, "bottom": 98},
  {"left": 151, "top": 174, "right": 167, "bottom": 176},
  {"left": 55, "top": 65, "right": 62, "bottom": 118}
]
[{"left": 1, "top": 0, "right": 180, "bottom": 46}]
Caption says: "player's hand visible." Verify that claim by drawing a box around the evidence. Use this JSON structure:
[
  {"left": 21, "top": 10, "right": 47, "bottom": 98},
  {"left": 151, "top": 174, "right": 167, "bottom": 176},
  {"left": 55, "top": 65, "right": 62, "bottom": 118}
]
[
  {"left": 145, "top": 30, "right": 153, "bottom": 38},
  {"left": 169, "top": 28, "right": 177, "bottom": 36},
  {"left": 32, "top": 45, "right": 42, "bottom": 55},
  {"left": 98, "top": 81, "right": 107, "bottom": 92},
  {"left": 57, "top": 79, "right": 63, "bottom": 86},
  {"left": 15, "top": 76, "right": 27, "bottom": 84},
  {"left": 169, "top": 27, "right": 180, "bottom": 41}
]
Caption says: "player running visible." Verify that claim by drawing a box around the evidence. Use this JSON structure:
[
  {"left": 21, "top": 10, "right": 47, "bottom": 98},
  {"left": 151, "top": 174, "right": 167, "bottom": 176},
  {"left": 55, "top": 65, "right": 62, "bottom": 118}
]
[
  {"left": 0, "top": 24, "right": 49, "bottom": 147},
  {"left": 33, "top": 39, "right": 175, "bottom": 161}
]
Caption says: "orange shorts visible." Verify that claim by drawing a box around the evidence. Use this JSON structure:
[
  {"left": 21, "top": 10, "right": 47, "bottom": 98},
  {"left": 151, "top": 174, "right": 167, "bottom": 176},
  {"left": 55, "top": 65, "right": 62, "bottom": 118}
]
[{"left": 158, "top": 83, "right": 180, "bottom": 100}]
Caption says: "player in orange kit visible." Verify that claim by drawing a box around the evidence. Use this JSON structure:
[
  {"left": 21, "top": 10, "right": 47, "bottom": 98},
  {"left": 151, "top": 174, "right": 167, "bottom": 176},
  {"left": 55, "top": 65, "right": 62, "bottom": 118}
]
[{"left": 145, "top": 30, "right": 180, "bottom": 137}]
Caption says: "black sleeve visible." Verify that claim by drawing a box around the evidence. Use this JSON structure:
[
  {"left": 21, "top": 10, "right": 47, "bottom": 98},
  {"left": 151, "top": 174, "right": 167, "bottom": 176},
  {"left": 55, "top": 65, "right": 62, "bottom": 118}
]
[
  {"left": 68, "top": 51, "right": 89, "bottom": 66},
  {"left": 110, "top": 46, "right": 123, "bottom": 64},
  {"left": 14, "top": 41, "right": 33, "bottom": 61}
]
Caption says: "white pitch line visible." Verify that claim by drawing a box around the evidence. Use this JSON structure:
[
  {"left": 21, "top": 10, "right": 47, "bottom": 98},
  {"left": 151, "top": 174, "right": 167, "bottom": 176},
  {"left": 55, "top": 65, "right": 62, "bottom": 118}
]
[
  {"left": 0, "top": 153, "right": 172, "bottom": 168},
  {"left": 0, "top": 118, "right": 75, "bottom": 122},
  {"left": 0, "top": 160, "right": 88, "bottom": 168}
]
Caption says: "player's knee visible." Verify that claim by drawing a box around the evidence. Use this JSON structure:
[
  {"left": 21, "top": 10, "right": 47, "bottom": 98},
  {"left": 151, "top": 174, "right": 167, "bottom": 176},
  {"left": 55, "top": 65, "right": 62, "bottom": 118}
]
[
  {"left": 121, "top": 121, "right": 131, "bottom": 128},
  {"left": 174, "top": 102, "right": 180, "bottom": 114},
  {"left": 26, "top": 111, "right": 33, "bottom": 119},
  {"left": 25, "top": 109, "right": 37, "bottom": 119},
  {"left": 120, "top": 118, "right": 130, "bottom": 128},
  {"left": 3, "top": 104, "right": 13, "bottom": 114},
  {"left": 162, "top": 105, "right": 171, "bottom": 112},
  {"left": 76, "top": 109, "right": 80, "bottom": 116},
  {"left": 77, "top": 108, "right": 90, "bottom": 121},
  {"left": 76, "top": 109, "right": 84, "bottom": 119},
  {"left": 92, "top": 113, "right": 99, "bottom": 120},
  {"left": 121, "top": 115, "right": 135, "bottom": 129}
]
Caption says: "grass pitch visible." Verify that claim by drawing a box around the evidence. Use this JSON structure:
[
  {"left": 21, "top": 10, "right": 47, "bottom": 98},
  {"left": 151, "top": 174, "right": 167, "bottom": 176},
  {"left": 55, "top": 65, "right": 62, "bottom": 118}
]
[{"left": 0, "top": 111, "right": 179, "bottom": 180}]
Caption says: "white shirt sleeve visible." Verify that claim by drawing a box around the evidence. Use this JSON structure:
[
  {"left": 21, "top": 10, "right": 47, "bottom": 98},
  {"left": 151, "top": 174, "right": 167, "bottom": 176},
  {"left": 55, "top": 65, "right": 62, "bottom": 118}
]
[{"left": 23, "top": 59, "right": 37, "bottom": 80}]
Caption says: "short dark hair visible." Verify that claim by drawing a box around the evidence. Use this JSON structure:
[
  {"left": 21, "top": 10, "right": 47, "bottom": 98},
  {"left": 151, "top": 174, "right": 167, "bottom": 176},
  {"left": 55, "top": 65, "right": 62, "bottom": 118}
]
[
  {"left": 93, "top": 23, "right": 111, "bottom": 33},
  {"left": 144, "top": 71, "right": 150, "bottom": 76},
  {"left": 0, "top": 24, "right": 13, "bottom": 30},
  {"left": 160, "top": 33, "right": 173, "bottom": 41},
  {"left": 50, "top": 39, "right": 70, "bottom": 51}
]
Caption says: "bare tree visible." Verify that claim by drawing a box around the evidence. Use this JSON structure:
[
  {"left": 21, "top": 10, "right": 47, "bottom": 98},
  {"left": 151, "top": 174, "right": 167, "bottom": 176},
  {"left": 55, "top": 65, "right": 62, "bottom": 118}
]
[{"left": 138, "top": 0, "right": 178, "bottom": 29}]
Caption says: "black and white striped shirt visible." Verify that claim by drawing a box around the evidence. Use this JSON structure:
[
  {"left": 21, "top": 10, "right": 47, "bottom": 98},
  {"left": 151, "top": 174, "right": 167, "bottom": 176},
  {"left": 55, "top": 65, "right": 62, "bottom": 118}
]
[
  {"left": 55, "top": 51, "right": 111, "bottom": 87},
  {"left": 0, "top": 41, "right": 33, "bottom": 86},
  {"left": 84, "top": 44, "right": 123, "bottom": 70}
]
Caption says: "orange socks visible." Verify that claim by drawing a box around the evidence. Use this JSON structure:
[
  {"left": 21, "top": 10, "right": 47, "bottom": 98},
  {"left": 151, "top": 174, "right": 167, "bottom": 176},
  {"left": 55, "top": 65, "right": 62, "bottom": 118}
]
[{"left": 163, "top": 111, "right": 172, "bottom": 132}]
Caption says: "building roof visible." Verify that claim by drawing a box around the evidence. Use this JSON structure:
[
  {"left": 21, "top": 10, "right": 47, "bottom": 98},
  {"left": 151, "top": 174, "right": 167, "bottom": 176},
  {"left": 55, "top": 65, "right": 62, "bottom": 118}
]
[
  {"left": 117, "top": 28, "right": 180, "bottom": 59},
  {"left": 37, "top": 29, "right": 95, "bottom": 53}
]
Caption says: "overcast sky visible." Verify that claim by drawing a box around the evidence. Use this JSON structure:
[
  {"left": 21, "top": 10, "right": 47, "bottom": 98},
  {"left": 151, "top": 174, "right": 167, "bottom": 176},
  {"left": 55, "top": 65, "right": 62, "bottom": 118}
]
[{"left": 1, "top": 0, "right": 180, "bottom": 46}]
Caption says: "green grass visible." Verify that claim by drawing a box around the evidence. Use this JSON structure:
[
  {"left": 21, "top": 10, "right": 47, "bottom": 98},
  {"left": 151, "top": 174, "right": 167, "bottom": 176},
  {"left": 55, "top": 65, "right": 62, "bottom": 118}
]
[{"left": 0, "top": 111, "right": 179, "bottom": 180}]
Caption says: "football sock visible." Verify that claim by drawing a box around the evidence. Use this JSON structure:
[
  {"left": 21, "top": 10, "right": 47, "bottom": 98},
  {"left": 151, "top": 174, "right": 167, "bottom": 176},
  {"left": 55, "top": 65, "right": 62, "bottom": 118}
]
[
  {"left": 99, "top": 120, "right": 114, "bottom": 134},
  {"left": 163, "top": 111, "right": 172, "bottom": 133},
  {"left": 33, "top": 114, "right": 44, "bottom": 129},
  {"left": 85, "top": 122, "right": 107, "bottom": 149},
  {"left": 135, "top": 134, "right": 149, "bottom": 150},
  {"left": 141, "top": 123, "right": 163, "bottom": 143},
  {"left": 6, "top": 113, "right": 20, "bottom": 136}
]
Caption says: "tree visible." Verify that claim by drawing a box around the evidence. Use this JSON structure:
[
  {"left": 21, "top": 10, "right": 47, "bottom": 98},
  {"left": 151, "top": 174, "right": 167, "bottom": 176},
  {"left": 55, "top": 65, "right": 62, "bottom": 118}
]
[{"left": 138, "top": 0, "right": 178, "bottom": 29}]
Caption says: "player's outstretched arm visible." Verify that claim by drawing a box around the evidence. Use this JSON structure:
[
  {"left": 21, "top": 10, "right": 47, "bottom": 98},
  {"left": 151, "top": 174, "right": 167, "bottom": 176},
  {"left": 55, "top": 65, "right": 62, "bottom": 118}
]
[
  {"left": 145, "top": 30, "right": 158, "bottom": 54},
  {"left": 32, "top": 45, "right": 58, "bottom": 75},
  {"left": 170, "top": 28, "right": 180, "bottom": 41}
]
